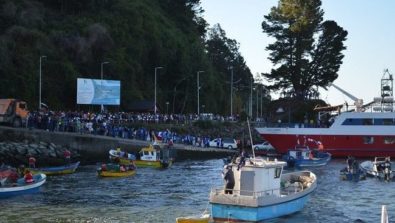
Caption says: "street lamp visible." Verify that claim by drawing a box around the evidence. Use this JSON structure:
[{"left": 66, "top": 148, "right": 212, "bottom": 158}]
[
  {"left": 39, "top": 55, "right": 46, "bottom": 110},
  {"left": 197, "top": 71, "right": 204, "bottom": 115},
  {"left": 100, "top": 61, "right": 110, "bottom": 112},
  {"left": 230, "top": 67, "right": 233, "bottom": 117},
  {"left": 166, "top": 101, "right": 169, "bottom": 114},
  {"left": 202, "top": 104, "right": 205, "bottom": 113},
  {"left": 154, "top": 66, "right": 163, "bottom": 115},
  {"left": 249, "top": 76, "right": 253, "bottom": 117}
]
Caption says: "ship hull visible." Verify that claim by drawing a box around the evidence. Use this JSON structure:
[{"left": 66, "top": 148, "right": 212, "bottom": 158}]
[{"left": 256, "top": 129, "right": 395, "bottom": 158}]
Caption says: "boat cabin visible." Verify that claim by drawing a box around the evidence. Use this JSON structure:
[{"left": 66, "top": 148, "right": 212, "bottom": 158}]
[
  {"left": 229, "top": 158, "right": 286, "bottom": 197},
  {"left": 288, "top": 146, "right": 312, "bottom": 160},
  {"left": 139, "top": 145, "right": 160, "bottom": 161}
]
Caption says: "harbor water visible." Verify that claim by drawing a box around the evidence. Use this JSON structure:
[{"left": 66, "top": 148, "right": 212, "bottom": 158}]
[{"left": 1, "top": 159, "right": 394, "bottom": 223}]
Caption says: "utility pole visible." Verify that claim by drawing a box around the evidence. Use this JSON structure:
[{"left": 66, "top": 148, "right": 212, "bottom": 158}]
[
  {"left": 230, "top": 67, "right": 233, "bottom": 117},
  {"left": 197, "top": 71, "right": 204, "bottom": 115},
  {"left": 39, "top": 55, "right": 46, "bottom": 110}
]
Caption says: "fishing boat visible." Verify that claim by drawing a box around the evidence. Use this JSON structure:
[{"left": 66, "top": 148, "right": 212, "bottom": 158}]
[
  {"left": 256, "top": 73, "right": 395, "bottom": 158},
  {"left": 29, "top": 161, "right": 80, "bottom": 176},
  {"left": 209, "top": 156, "right": 317, "bottom": 222},
  {"left": 360, "top": 157, "right": 393, "bottom": 181},
  {"left": 134, "top": 144, "right": 173, "bottom": 168},
  {"left": 283, "top": 145, "right": 331, "bottom": 168},
  {"left": 97, "top": 163, "right": 136, "bottom": 177},
  {"left": 340, "top": 167, "right": 366, "bottom": 182},
  {"left": 339, "top": 156, "right": 366, "bottom": 181},
  {"left": 175, "top": 212, "right": 210, "bottom": 223},
  {"left": 0, "top": 173, "right": 46, "bottom": 198}
]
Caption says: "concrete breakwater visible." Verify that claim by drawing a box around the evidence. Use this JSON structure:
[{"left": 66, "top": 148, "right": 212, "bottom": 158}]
[{"left": 0, "top": 126, "right": 235, "bottom": 166}]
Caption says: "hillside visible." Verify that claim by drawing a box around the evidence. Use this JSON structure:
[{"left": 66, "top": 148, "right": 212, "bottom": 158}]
[{"left": 0, "top": 0, "right": 254, "bottom": 114}]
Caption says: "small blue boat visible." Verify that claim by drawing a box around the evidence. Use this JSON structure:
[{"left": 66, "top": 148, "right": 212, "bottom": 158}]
[
  {"left": 209, "top": 157, "right": 317, "bottom": 222},
  {"left": 283, "top": 146, "right": 331, "bottom": 168},
  {"left": 0, "top": 173, "right": 46, "bottom": 198},
  {"left": 29, "top": 161, "right": 80, "bottom": 176}
]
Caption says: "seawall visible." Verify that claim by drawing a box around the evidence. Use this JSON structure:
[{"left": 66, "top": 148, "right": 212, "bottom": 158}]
[{"left": 0, "top": 126, "right": 236, "bottom": 166}]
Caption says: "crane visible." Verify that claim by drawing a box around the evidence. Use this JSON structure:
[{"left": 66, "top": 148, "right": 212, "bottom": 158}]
[{"left": 329, "top": 83, "right": 364, "bottom": 112}]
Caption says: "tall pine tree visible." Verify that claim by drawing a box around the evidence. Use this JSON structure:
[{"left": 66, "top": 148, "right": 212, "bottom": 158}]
[{"left": 262, "top": 0, "right": 348, "bottom": 100}]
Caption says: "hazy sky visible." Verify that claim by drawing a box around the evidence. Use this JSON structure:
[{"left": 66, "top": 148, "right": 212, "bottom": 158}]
[{"left": 201, "top": 0, "right": 395, "bottom": 106}]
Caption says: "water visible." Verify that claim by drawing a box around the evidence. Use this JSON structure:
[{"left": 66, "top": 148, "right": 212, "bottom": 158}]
[{"left": 1, "top": 159, "right": 393, "bottom": 223}]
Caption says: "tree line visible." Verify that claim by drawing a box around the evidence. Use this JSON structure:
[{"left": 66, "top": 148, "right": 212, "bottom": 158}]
[{"left": 0, "top": 0, "right": 347, "bottom": 120}]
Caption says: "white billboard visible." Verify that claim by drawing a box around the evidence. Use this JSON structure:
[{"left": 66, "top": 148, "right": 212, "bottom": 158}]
[{"left": 77, "top": 78, "right": 121, "bottom": 105}]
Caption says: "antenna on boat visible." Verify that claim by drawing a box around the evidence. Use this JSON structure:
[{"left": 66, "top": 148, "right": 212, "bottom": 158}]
[{"left": 247, "top": 118, "right": 255, "bottom": 159}]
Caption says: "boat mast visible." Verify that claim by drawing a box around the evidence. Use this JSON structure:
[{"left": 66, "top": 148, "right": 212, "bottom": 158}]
[{"left": 247, "top": 118, "right": 255, "bottom": 159}]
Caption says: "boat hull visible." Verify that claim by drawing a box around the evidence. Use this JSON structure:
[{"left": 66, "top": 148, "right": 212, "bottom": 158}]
[
  {"left": 0, "top": 174, "right": 46, "bottom": 198},
  {"left": 256, "top": 130, "right": 395, "bottom": 157},
  {"left": 211, "top": 191, "right": 311, "bottom": 222},
  {"left": 288, "top": 154, "right": 331, "bottom": 168},
  {"left": 176, "top": 214, "right": 210, "bottom": 223},
  {"left": 134, "top": 160, "right": 172, "bottom": 168},
  {"left": 98, "top": 170, "right": 136, "bottom": 177},
  {"left": 210, "top": 169, "right": 316, "bottom": 222},
  {"left": 29, "top": 161, "right": 80, "bottom": 176}
]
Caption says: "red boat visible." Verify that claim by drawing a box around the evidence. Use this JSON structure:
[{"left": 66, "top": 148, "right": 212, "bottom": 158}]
[{"left": 256, "top": 111, "right": 395, "bottom": 158}]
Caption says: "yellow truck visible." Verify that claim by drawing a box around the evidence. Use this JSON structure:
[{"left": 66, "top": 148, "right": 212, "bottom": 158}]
[{"left": 0, "top": 99, "right": 29, "bottom": 127}]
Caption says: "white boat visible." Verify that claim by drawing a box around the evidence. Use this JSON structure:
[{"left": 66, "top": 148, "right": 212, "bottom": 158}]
[
  {"left": 360, "top": 157, "right": 393, "bottom": 181},
  {"left": 0, "top": 173, "right": 46, "bottom": 198},
  {"left": 209, "top": 157, "right": 317, "bottom": 222}
]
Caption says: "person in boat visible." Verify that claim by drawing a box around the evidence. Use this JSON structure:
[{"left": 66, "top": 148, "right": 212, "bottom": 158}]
[
  {"left": 64, "top": 149, "right": 71, "bottom": 165},
  {"left": 24, "top": 169, "right": 34, "bottom": 184},
  {"left": 352, "top": 159, "right": 360, "bottom": 174},
  {"left": 17, "top": 165, "right": 26, "bottom": 177},
  {"left": 28, "top": 156, "right": 36, "bottom": 168},
  {"left": 237, "top": 149, "right": 249, "bottom": 171},
  {"left": 309, "top": 151, "right": 314, "bottom": 160},
  {"left": 346, "top": 156, "right": 355, "bottom": 172},
  {"left": 224, "top": 165, "right": 235, "bottom": 194},
  {"left": 384, "top": 157, "right": 391, "bottom": 181}
]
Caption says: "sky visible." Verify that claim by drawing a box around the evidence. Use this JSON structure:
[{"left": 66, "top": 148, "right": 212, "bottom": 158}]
[{"left": 200, "top": 0, "right": 395, "bottom": 106}]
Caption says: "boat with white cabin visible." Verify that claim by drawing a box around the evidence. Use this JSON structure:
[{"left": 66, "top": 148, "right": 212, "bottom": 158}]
[{"left": 209, "top": 156, "right": 317, "bottom": 222}]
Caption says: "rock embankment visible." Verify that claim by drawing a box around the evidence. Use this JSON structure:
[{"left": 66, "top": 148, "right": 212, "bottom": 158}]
[{"left": 0, "top": 140, "right": 80, "bottom": 166}]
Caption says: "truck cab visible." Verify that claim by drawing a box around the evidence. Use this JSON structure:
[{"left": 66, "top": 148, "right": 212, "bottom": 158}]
[{"left": 0, "top": 99, "right": 29, "bottom": 127}]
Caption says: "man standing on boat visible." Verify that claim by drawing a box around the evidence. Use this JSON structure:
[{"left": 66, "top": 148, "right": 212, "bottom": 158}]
[{"left": 224, "top": 165, "right": 235, "bottom": 194}]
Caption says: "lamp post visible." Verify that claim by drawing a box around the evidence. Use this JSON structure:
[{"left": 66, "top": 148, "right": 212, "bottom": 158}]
[
  {"left": 249, "top": 76, "right": 253, "bottom": 117},
  {"left": 100, "top": 61, "right": 109, "bottom": 112},
  {"left": 256, "top": 86, "right": 259, "bottom": 118},
  {"left": 202, "top": 104, "right": 205, "bottom": 113},
  {"left": 39, "top": 55, "right": 46, "bottom": 110},
  {"left": 230, "top": 67, "right": 233, "bottom": 117},
  {"left": 166, "top": 101, "right": 169, "bottom": 114},
  {"left": 197, "top": 71, "right": 204, "bottom": 115},
  {"left": 154, "top": 66, "right": 163, "bottom": 115}
]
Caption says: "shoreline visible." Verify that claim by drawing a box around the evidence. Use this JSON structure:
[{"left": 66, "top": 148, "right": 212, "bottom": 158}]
[{"left": 0, "top": 126, "right": 236, "bottom": 166}]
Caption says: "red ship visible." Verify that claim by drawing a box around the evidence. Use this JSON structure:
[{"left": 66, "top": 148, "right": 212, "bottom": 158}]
[{"left": 257, "top": 71, "right": 395, "bottom": 158}]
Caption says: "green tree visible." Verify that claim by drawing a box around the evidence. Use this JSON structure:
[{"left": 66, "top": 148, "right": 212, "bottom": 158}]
[
  {"left": 261, "top": 0, "right": 348, "bottom": 100},
  {"left": 205, "top": 24, "right": 253, "bottom": 115}
]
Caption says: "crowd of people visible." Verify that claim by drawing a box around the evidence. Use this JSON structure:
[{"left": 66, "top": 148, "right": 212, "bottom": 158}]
[{"left": 23, "top": 110, "right": 242, "bottom": 148}]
